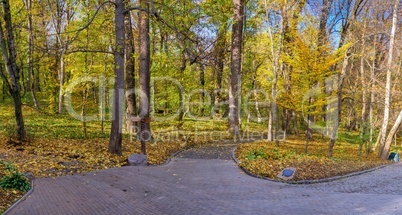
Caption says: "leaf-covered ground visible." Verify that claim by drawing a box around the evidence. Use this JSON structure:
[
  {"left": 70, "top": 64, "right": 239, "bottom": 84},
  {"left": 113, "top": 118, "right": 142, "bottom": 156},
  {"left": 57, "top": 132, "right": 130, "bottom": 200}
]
[
  {"left": 0, "top": 187, "right": 24, "bottom": 214},
  {"left": 0, "top": 136, "right": 194, "bottom": 178},
  {"left": 235, "top": 136, "right": 392, "bottom": 182}
]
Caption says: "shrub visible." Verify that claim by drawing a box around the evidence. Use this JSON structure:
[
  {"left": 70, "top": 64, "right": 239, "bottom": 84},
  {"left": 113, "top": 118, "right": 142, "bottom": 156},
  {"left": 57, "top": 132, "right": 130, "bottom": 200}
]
[{"left": 0, "top": 160, "right": 31, "bottom": 192}]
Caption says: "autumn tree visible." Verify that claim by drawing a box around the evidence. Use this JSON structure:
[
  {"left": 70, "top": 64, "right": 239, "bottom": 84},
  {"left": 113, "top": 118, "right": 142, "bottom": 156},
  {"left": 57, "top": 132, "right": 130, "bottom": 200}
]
[
  {"left": 109, "top": 0, "right": 125, "bottom": 155},
  {"left": 137, "top": 0, "right": 151, "bottom": 154},
  {"left": 379, "top": 0, "right": 399, "bottom": 159},
  {"left": 0, "top": 0, "right": 26, "bottom": 141},
  {"left": 25, "top": 0, "right": 39, "bottom": 110},
  {"left": 124, "top": 10, "right": 137, "bottom": 134},
  {"left": 228, "top": 0, "right": 244, "bottom": 135}
]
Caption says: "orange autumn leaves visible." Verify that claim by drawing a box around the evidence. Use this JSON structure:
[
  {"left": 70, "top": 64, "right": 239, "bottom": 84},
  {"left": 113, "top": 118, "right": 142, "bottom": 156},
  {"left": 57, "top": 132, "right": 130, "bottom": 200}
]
[{"left": 0, "top": 136, "right": 184, "bottom": 178}]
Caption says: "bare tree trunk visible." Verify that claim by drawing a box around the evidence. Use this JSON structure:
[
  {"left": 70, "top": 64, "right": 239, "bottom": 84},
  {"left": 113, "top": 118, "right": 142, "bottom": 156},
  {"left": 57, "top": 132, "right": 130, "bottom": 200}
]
[
  {"left": 138, "top": 0, "right": 151, "bottom": 155},
  {"left": 264, "top": 0, "right": 283, "bottom": 142},
  {"left": 108, "top": 0, "right": 125, "bottom": 155},
  {"left": 0, "top": 0, "right": 26, "bottom": 141},
  {"left": 360, "top": 57, "right": 368, "bottom": 154},
  {"left": 360, "top": 19, "right": 368, "bottom": 155},
  {"left": 214, "top": 26, "right": 226, "bottom": 116},
  {"left": 252, "top": 72, "right": 261, "bottom": 122},
  {"left": 305, "top": 113, "right": 311, "bottom": 154},
  {"left": 56, "top": 1, "right": 69, "bottom": 115},
  {"left": 272, "top": 94, "right": 280, "bottom": 146},
  {"left": 267, "top": 111, "right": 272, "bottom": 141},
  {"left": 228, "top": 0, "right": 244, "bottom": 136},
  {"left": 26, "top": 0, "right": 39, "bottom": 110},
  {"left": 177, "top": 51, "right": 186, "bottom": 129},
  {"left": 58, "top": 52, "right": 65, "bottom": 114},
  {"left": 360, "top": 23, "right": 368, "bottom": 127},
  {"left": 369, "top": 65, "right": 375, "bottom": 149},
  {"left": 100, "top": 64, "right": 106, "bottom": 134},
  {"left": 125, "top": 11, "right": 137, "bottom": 134},
  {"left": 318, "top": 0, "right": 333, "bottom": 125},
  {"left": 81, "top": 88, "right": 87, "bottom": 138},
  {"left": 370, "top": 36, "right": 378, "bottom": 152},
  {"left": 328, "top": 51, "right": 350, "bottom": 157},
  {"left": 317, "top": 0, "right": 333, "bottom": 47},
  {"left": 1, "top": 80, "right": 5, "bottom": 101},
  {"left": 292, "top": 110, "right": 299, "bottom": 136},
  {"left": 379, "top": 0, "right": 398, "bottom": 158},
  {"left": 199, "top": 63, "right": 205, "bottom": 116}
]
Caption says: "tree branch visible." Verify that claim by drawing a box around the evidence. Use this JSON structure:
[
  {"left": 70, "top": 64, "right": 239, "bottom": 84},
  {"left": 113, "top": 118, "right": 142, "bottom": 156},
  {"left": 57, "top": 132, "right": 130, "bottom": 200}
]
[
  {"left": 126, "top": 0, "right": 198, "bottom": 44},
  {"left": 59, "top": 1, "right": 115, "bottom": 35}
]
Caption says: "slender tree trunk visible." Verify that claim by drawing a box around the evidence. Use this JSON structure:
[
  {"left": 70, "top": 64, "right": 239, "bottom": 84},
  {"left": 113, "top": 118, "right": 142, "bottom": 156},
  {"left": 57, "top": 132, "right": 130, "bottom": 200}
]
[
  {"left": 381, "top": 110, "right": 402, "bottom": 159},
  {"left": 125, "top": 11, "right": 137, "bottom": 134},
  {"left": 81, "top": 88, "right": 87, "bottom": 138},
  {"left": 370, "top": 37, "right": 378, "bottom": 151},
  {"left": 267, "top": 111, "right": 272, "bottom": 141},
  {"left": 0, "top": 0, "right": 26, "bottom": 141},
  {"left": 100, "top": 64, "right": 106, "bottom": 134},
  {"left": 199, "top": 63, "right": 205, "bottom": 116},
  {"left": 369, "top": 65, "right": 374, "bottom": 151},
  {"left": 272, "top": 91, "right": 280, "bottom": 146},
  {"left": 264, "top": 0, "right": 274, "bottom": 141},
  {"left": 360, "top": 20, "right": 368, "bottom": 155},
  {"left": 317, "top": 0, "right": 332, "bottom": 47},
  {"left": 177, "top": 51, "right": 186, "bottom": 129},
  {"left": 305, "top": 106, "right": 311, "bottom": 154},
  {"left": 81, "top": 18, "right": 91, "bottom": 138},
  {"left": 264, "top": 0, "right": 286, "bottom": 144},
  {"left": 58, "top": 53, "right": 65, "bottom": 114},
  {"left": 305, "top": 123, "right": 310, "bottom": 153},
  {"left": 360, "top": 18, "right": 368, "bottom": 127},
  {"left": 55, "top": 1, "right": 68, "bottom": 115},
  {"left": 318, "top": 0, "right": 333, "bottom": 125},
  {"left": 328, "top": 51, "right": 350, "bottom": 157},
  {"left": 252, "top": 72, "right": 261, "bottom": 122},
  {"left": 379, "top": 0, "right": 399, "bottom": 158},
  {"left": 1, "top": 79, "right": 5, "bottom": 101},
  {"left": 108, "top": 0, "right": 125, "bottom": 155},
  {"left": 292, "top": 110, "right": 299, "bottom": 136},
  {"left": 26, "top": 0, "right": 39, "bottom": 110},
  {"left": 360, "top": 57, "right": 368, "bottom": 154},
  {"left": 214, "top": 26, "right": 226, "bottom": 116},
  {"left": 138, "top": 0, "right": 151, "bottom": 155},
  {"left": 228, "top": 0, "right": 244, "bottom": 136}
]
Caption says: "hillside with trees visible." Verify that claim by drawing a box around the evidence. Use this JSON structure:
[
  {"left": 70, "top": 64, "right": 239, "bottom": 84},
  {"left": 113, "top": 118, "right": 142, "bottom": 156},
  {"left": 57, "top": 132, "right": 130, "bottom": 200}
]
[{"left": 0, "top": 0, "right": 401, "bottom": 185}]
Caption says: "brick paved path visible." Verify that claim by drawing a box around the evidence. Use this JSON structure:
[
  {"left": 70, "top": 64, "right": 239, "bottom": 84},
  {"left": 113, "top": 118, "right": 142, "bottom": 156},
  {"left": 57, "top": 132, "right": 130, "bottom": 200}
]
[{"left": 8, "top": 144, "right": 402, "bottom": 215}]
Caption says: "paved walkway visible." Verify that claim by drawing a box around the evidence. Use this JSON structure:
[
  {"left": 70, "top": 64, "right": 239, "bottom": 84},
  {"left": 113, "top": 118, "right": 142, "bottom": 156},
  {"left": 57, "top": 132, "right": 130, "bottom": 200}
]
[{"left": 8, "top": 143, "right": 402, "bottom": 215}]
